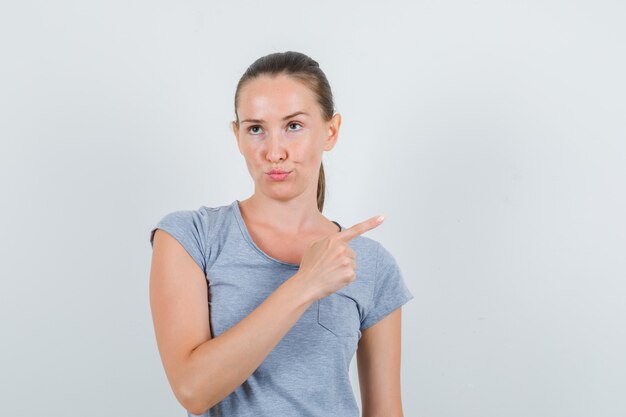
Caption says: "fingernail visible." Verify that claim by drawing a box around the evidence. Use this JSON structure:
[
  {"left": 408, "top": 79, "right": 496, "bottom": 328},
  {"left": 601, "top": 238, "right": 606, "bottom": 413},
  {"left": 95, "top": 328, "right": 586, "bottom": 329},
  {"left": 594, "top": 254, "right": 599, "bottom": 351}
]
[{"left": 376, "top": 215, "right": 385, "bottom": 223}]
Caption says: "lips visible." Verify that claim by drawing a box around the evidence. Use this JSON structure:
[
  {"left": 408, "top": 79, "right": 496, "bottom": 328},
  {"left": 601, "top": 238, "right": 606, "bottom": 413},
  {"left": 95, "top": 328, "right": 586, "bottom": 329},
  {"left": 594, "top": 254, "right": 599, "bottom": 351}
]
[
  {"left": 268, "top": 169, "right": 290, "bottom": 174},
  {"left": 267, "top": 169, "right": 291, "bottom": 181}
]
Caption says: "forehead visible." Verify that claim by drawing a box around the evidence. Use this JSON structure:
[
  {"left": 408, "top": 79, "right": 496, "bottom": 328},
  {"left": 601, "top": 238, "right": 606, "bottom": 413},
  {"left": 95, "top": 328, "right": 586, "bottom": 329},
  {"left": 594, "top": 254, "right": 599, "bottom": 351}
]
[{"left": 238, "top": 74, "right": 319, "bottom": 120}]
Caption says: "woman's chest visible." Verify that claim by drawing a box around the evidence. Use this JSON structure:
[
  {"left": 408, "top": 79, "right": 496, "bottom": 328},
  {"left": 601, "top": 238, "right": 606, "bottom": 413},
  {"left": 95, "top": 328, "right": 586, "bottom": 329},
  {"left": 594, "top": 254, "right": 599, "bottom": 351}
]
[
  {"left": 245, "top": 227, "right": 322, "bottom": 266},
  {"left": 252, "top": 238, "right": 307, "bottom": 266},
  {"left": 206, "top": 254, "right": 372, "bottom": 344}
]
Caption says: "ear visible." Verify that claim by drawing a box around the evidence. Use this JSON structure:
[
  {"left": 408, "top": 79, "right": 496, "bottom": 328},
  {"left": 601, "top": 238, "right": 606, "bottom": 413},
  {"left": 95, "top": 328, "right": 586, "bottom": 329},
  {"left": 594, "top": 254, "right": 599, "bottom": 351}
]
[{"left": 323, "top": 112, "right": 341, "bottom": 151}]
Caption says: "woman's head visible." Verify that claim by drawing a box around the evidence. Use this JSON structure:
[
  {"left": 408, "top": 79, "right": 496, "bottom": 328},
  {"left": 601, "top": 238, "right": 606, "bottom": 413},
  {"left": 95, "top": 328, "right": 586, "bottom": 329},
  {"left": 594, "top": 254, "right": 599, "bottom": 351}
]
[{"left": 231, "top": 51, "right": 341, "bottom": 212}]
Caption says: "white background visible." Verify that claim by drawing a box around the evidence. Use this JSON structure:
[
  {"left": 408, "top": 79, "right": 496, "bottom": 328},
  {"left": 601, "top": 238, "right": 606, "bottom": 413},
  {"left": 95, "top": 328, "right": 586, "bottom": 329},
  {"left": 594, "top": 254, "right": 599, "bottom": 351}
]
[{"left": 1, "top": 1, "right": 625, "bottom": 416}]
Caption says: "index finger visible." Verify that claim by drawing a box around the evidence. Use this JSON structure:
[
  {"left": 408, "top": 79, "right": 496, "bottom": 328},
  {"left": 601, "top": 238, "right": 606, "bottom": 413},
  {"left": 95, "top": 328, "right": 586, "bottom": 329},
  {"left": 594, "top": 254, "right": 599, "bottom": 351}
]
[{"left": 338, "top": 215, "right": 385, "bottom": 242}]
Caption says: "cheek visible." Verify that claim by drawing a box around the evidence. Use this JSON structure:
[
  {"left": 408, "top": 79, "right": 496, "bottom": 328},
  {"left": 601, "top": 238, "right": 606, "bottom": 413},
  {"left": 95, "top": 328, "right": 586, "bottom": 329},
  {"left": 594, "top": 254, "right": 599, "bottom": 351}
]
[
  {"left": 242, "top": 144, "right": 265, "bottom": 162},
  {"left": 290, "top": 138, "right": 322, "bottom": 161},
  {"left": 239, "top": 147, "right": 262, "bottom": 169}
]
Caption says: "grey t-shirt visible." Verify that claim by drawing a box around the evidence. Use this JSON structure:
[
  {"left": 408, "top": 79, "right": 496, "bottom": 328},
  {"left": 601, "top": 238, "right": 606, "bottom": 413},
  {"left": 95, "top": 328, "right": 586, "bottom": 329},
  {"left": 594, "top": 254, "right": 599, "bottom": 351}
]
[{"left": 149, "top": 200, "right": 414, "bottom": 417}]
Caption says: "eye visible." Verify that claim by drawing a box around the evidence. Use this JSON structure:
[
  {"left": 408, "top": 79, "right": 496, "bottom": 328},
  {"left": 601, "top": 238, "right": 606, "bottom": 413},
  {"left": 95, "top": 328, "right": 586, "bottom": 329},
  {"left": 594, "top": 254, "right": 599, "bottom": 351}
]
[
  {"left": 248, "top": 125, "right": 263, "bottom": 135},
  {"left": 288, "top": 122, "right": 303, "bottom": 131}
]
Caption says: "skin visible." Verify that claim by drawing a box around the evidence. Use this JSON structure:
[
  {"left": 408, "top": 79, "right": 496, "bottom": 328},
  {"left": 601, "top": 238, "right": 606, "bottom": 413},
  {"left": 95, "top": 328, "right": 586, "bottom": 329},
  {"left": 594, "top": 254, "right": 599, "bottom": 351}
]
[
  {"left": 232, "top": 73, "right": 340, "bottom": 244},
  {"left": 149, "top": 73, "right": 405, "bottom": 416},
  {"left": 232, "top": 73, "right": 405, "bottom": 416}
]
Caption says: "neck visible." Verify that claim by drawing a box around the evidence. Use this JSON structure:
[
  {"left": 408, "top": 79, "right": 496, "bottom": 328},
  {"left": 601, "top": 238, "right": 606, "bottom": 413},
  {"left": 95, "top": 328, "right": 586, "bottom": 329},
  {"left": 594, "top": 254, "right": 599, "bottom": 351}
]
[{"left": 238, "top": 193, "right": 325, "bottom": 235}]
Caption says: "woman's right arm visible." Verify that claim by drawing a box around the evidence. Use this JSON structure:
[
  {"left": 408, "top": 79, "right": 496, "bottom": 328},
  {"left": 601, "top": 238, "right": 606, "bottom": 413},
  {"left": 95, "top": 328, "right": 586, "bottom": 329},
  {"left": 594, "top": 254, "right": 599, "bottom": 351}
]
[{"left": 149, "top": 229, "right": 314, "bottom": 415}]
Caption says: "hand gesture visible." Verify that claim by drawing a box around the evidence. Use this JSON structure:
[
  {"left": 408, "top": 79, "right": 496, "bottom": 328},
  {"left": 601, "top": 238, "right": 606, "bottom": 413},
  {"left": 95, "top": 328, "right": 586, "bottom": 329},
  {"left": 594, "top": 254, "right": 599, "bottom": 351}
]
[{"left": 296, "top": 215, "right": 385, "bottom": 302}]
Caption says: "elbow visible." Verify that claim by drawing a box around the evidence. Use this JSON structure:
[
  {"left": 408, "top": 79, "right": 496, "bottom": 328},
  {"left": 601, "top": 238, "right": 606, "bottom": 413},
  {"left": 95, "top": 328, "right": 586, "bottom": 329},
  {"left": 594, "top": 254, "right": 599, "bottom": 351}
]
[
  {"left": 178, "top": 383, "right": 217, "bottom": 416},
  {"left": 186, "top": 403, "right": 209, "bottom": 416},
  {"left": 179, "top": 387, "right": 205, "bottom": 416},
  {"left": 174, "top": 380, "right": 201, "bottom": 415}
]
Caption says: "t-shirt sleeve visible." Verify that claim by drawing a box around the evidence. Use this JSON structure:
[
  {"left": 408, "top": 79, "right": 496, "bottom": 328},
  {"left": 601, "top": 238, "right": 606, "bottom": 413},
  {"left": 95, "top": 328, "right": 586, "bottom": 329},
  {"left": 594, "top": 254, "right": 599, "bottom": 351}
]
[
  {"left": 360, "top": 243, "right": 414, "bottom": 331},
  {"left": 149, "top": 209, "right": 209, "bottom": 275}
]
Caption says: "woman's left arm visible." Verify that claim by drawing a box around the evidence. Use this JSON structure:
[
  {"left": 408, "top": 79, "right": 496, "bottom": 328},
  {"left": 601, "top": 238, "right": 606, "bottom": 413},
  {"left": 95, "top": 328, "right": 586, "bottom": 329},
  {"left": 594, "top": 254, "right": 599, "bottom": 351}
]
[{"left": 356, "top": 306, "right": 405, "bottom": 417}]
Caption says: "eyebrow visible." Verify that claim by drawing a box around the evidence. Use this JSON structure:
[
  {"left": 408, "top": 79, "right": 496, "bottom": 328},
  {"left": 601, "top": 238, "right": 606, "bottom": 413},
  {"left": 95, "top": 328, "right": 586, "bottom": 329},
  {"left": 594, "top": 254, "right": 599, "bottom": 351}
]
[{"left": 240, "top": 111, "right": 310, "bottom": 124}]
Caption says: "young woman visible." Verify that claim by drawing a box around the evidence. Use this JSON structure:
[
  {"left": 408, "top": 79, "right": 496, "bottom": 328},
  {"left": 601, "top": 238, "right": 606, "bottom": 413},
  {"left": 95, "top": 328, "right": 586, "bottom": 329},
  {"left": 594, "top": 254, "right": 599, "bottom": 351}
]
[{"left": 149, "top": 51, "right": 414, "bottom": 417}]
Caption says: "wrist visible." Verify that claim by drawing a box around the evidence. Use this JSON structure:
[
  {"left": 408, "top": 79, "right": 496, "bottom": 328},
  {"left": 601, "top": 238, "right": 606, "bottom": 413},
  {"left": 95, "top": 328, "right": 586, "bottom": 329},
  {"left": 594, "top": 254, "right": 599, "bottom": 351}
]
[{"left": 284, "top": 272, "right": 316, "bottom": 308}]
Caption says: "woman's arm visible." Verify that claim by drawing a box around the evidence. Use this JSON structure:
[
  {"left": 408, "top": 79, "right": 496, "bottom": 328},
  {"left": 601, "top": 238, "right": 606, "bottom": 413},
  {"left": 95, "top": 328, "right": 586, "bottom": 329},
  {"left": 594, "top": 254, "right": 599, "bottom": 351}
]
[
  {"left": 357, "top": 307, "right": 405, "bottom": 417},
  {"left": 149, "top": 229, "right": 313, "bottom": 415}
]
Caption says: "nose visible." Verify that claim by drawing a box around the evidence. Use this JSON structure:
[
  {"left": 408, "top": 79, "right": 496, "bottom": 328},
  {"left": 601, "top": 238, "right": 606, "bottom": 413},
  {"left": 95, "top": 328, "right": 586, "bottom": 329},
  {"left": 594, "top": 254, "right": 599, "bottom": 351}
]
[{"left": 265, "top": 129, "right": 287, "bottom": 162}]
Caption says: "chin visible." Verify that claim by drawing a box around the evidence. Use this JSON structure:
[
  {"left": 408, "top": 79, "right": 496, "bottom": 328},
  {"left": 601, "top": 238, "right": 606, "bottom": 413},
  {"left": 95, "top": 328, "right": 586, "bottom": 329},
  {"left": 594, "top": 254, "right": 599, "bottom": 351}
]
[{"left": 259, "top": 185, "right": 300, "bottom": 200}]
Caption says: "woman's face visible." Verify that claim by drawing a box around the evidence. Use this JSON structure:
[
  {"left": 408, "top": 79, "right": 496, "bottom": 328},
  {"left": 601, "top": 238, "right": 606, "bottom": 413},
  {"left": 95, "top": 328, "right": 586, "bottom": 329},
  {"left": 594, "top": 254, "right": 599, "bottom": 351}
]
[{"left": 232, "top": 74, "right": 341, "bottom": 202}]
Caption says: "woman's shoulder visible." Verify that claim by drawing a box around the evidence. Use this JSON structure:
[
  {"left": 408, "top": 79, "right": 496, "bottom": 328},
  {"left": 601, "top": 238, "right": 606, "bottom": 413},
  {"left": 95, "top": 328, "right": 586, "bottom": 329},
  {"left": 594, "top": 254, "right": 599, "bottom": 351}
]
[
  {"left": 348, "top": 232, "right": 382, "bottom": 252},
  {"left": 149, "top": 201, "right": 237, "bottom": 273},
  {"left": 150, "top": 201, "right": 234, "bottom": 245},
  {"left": 346, "top": 232, "right": 405, "bottom": 278},
  {"left": 179, "top": 200, "right": 239, "bottom": 219},
  {"left": 343, "top": 234, "right": 388, "bottom": 276}
]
